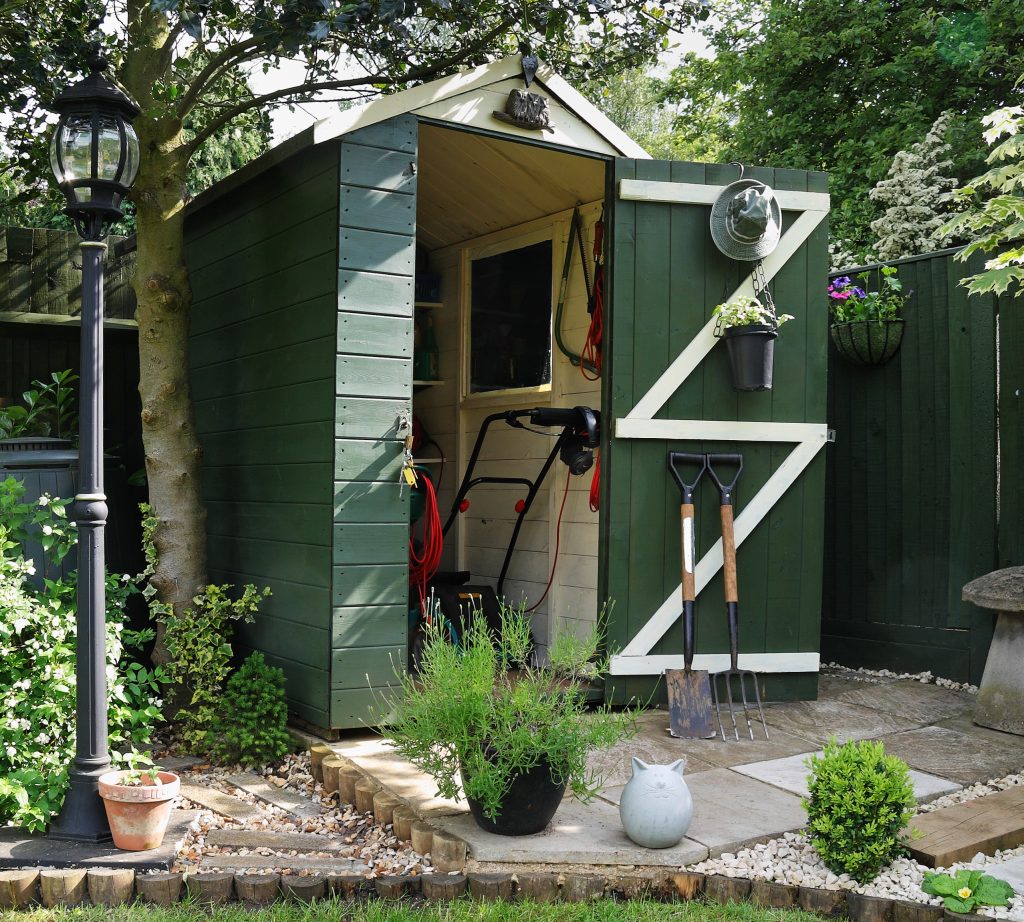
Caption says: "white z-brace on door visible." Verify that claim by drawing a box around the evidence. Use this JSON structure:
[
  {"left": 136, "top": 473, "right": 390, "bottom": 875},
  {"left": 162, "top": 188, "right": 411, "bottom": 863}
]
[{"left": 610, "top": 178, "right": 831, "bottom": 678}]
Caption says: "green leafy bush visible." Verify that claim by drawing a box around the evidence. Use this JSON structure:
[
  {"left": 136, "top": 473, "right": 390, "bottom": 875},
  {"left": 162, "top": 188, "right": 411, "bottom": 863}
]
[
  {"left": 0, "top": 478, "right": 166, "bottom": 832},
  {"left": 208, "top": 651, "right": 292, "bottom": 767},
  {"left": 804, "top": 738, "right": 916, "bottom": 883},
  {"left": 923, "top": 869, "right": 1015, "bottom": 913},
  {"left": 0, "top": 369, "right": 79, "bottom": 441},
  {"left": 387, "top": 602, "right": 636, "bottom": 822}
]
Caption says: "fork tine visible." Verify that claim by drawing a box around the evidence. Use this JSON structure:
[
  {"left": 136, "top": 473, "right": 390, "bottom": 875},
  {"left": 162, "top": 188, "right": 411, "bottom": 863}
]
[
  {"left": 748, "top": 671, "right": 770, "bottom": 740},
  {"left": 738, "top": 671, "right": 755, "bottom": 741},
  {"left": 722, "top": 673, "right": 739, "bottom": 741},
  {"left": 710, "top": 672, "right": 727, "bottom": 742}
]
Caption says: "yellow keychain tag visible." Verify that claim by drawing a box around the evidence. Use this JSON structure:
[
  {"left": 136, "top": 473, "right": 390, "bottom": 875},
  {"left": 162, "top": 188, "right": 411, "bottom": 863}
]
[{"left": 403, "top": 465, "right": 418, "bottom": 486}]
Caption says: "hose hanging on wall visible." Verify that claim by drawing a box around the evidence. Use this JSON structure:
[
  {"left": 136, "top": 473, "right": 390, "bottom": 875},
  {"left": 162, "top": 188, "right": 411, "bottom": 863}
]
[
  {"left": 580, "top": 208, "right": 604, "bottom": 381},
  {"left": 554, "top": 206, "right": 602, "bottom": 377},
  {"left": 409, "top": 474, "right": 443, "bottom": 614}
]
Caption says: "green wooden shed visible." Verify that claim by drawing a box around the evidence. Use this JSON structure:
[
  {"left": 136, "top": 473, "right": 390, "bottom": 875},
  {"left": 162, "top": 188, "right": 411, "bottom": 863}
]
[{"left": 185, "top": 57, "right": 830, "bottom": 732}]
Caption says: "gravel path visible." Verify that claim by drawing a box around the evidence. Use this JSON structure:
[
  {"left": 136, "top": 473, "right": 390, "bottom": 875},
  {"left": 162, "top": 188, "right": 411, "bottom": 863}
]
[
  {"left": 169, "top": 751, "right": 432, "bottom": 879},
  {"left": 690, "top": 769, "right": 1024, "bottom": 920}
]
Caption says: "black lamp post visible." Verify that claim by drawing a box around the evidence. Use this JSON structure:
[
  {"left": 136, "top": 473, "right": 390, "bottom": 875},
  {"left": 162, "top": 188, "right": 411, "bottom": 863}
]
[{"left": 47, "top": 50, "right": 140, "bottom": 843}]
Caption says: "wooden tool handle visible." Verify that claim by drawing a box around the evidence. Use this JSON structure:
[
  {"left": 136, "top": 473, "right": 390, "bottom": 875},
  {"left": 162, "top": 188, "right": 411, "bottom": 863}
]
[
  {"left": 720, "top": 504, "right": 738, "bottom": 604},
  {"left": 681, "top": 504, "right": 696, "bottom": 602}
]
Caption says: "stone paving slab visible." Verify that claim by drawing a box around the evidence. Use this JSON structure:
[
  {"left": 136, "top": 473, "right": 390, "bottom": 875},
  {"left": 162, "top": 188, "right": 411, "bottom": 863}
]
[
  {"left": 980, "top": 854, "right": 1024, "bottom": 892},
  {"left": 200, "top": 854, "right": 369, "bottom": 873},
  {"left": 430, "top": 796, "right": 708, "bottom": 867},
  {"left": 666, "top": 769, "right": 807, "bottom": 857},
  {"left": 0, "top": 810, "right": 198, "bottom": 870},
  {"left": 159, "top": 755, "right": 205, "bottom": 773},
  {"left": 180, "top": 783, "right": 263, "bottom": 821},
  {"left": 817, "top": 673, "right": 898, "bottom": 699},
  {"left": 731, "top": 751, "right": 961, "bottom": 802},
  {"left": 761, "top": 699, "right": 927, "bottom": 744},
  {"left": 206, "top": 829, "right": 351, "bottom": 854},
  {"left": 647, "top": 722, "right": 819, "bottom": 770},
  {"left": 835, "top": 681, "right": 975, "bottom": 724},
  {"left": 874, "top": 725, "right": 1024, "bottom": 785},
  {"left": 224, "top": 773, "right": 323, "bottom": 819}
]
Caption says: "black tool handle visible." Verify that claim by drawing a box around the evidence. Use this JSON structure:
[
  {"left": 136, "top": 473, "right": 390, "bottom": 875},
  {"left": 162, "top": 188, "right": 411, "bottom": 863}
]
[
  {"left": 706, "top": 453, "right": 743, "bottom": 506},
  {"left": 667, "top": 451, "right": 707, "bottom": 504},
  {"left": 683, "top": 600, "right": 696, "bottom": 672}
]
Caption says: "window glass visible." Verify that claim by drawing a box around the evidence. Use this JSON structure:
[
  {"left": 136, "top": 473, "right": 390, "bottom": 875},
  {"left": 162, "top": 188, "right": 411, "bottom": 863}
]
[{"left": 469, "top": 240, "right": 552, "bottom": 393}]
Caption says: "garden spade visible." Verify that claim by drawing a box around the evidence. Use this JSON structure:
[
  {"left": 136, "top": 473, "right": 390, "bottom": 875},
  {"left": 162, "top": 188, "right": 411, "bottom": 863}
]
[{"left": 665, "top": 452, "right": 716, "bottom": 739}]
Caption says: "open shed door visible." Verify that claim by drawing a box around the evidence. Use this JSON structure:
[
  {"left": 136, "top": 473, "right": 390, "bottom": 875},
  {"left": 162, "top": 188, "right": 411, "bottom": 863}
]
[{"left": 600, "top": 159, "right": 830, "bottom": 703}]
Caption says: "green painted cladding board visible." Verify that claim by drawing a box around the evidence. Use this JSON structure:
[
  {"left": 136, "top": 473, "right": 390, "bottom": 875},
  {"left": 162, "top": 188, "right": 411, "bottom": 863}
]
[
  {"left": 186, "top": 140, "right": 341, "bottom": 727},
  {"left": 601, "top": 159, "right": 828, "bottom": 706},
  {"left": 821, "top": 249, "right": 1006, "bottom": 685},
  {"left": 331, "top": 115, "right": 417, "bottom": 727}
]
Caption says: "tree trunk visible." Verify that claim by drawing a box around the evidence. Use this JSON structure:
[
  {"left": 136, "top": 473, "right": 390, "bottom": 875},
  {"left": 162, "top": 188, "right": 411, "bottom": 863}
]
[{"left": 130, "top": 137, "right": 207, "bottom": 663}]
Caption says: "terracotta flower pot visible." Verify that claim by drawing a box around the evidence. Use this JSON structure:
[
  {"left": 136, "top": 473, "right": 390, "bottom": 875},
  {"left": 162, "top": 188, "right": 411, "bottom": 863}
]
[{"left": 98, "top": 770, "right": 180, "bottom": 851}]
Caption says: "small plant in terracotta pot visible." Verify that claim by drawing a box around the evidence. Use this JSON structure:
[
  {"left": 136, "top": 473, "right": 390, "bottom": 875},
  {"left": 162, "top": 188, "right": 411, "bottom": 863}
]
[{"left": 98, "top": 759, "right": 180, "bottom": 851}]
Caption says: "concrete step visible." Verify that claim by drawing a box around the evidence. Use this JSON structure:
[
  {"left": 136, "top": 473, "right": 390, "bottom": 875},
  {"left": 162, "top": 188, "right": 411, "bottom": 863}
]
[
  {"left": 223, "top": 773, "right": 323, "bottom": 819},
  {"left": 179, "top": 784, "right": 262, "bottom": 822},
  {"left": 206, "top": 828, "right": 354, "bottom": 855},
  {"left": 199, "top": 854, "right": 368, "bottom": 874}
]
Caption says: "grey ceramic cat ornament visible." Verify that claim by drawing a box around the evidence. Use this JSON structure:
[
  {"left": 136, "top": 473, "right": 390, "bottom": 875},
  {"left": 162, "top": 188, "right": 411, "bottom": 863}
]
[{"left": 618, "top": 757, "right": 693, "bottom": 848}]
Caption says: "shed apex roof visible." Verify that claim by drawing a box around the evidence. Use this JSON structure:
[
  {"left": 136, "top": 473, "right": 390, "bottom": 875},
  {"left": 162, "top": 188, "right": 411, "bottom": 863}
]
[
  {"left": 311, "top": 55, "right": 648, "bottom": 158},
  {"left": 188, "top": 56, "right": 647, "bottom": 213}
]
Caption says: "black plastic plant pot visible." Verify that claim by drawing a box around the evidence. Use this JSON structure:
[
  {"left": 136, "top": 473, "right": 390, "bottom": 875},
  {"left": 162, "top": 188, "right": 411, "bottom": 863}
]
[
  {"left": 830, "top": 319, "right": 905, "bottom": 366},
  {"left": 462, "top": 758, "right": 567, "bottom": 836},
  {"left": 722, "top": 323, "right": 778, "bottom": 392}
]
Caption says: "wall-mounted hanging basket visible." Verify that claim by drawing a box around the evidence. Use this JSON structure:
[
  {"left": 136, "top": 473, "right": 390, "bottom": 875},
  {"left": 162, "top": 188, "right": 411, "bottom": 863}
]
[
  {"left": 830, "top": 319, "right": 905, "bottom": 366},
  {"left": 722, "top": 323, "right": 777, "bottom": 391}
]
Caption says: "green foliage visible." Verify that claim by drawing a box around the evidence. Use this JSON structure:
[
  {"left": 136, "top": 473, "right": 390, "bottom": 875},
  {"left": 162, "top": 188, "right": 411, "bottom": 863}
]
[
  {"left": 157, "top": 582, "right": 271, "bottom": 752},
  {"left": 660, "top": 0, "right": 1024, "bottom": 258},
  {"left": 208, "top": 651, "right": 292, "bottom": 768},
  {"left": 804, "top": 738, "right": 916, "bottom": 883},
  {"left": 0, "top": 478, "right": 166, "bottom": 832},
  {"left": 386, "top": 602, "right": 637, "bottom": 822},
  {"left": 944, "top": 102, "right": 1024, "bottom": 298},
  {"left": 713, "top": 295, "right": 793, "bottom": 330},
  {"left": 580, "top": 68, "right": 680, "bottom": 160},
  {"left": 922, "top": 869, "right": 1015, "bottom": 913},
  {"left": 0, "top": 369, "right": 78, "bottom": 442},
  {"left": 828, "top": 267, "right": 907, "bottom": 324}
]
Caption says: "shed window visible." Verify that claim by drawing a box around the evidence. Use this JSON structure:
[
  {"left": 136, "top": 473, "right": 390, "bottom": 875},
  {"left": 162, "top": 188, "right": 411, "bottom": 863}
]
[{"left": 469, "top": 239, "right": 553, "bottom": 393}]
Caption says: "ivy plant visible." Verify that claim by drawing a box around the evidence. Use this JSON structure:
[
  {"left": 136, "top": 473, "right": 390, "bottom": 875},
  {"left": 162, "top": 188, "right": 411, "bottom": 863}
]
[{"left": 712, "top": 295, "right": 793, "bottom": 330}]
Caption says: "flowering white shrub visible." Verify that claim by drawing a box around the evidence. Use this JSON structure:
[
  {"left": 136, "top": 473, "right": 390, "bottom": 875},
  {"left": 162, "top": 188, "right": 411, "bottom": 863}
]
[
  {"left": 0, "top": 478, "right": 166, "bottom": 832},
  {"left": 868, "top": 111, "right": 963, "bottom": 261}
]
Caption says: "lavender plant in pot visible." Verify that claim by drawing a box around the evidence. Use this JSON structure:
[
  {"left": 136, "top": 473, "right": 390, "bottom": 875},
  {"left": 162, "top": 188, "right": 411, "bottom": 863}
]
[{"left": 712, "top": 294, "right": 794, "bottom": 391}]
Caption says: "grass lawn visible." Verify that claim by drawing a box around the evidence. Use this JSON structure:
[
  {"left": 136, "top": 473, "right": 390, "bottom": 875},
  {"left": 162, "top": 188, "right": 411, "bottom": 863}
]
[{"left": 2, "top": 899, "right": 828, "bottom": 922}]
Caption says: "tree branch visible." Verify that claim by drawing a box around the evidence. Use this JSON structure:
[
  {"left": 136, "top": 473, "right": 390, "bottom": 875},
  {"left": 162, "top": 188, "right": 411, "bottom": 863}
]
[
  {"left": 184, "top": 15, "right": 516, "bottom": 156},
  {"left": 177, "top": 35, "right": 267, "bottom": 118}
]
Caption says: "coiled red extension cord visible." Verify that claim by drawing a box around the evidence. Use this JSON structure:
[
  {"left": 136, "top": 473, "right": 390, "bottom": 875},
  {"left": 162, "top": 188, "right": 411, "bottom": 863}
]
[
  {"left": 409, "top": 475, "right": 443, "bottom": 612},
  {"left": 527, "top": 468, "right": 571, "bottom": 613},
  {"left": 589, "top": 452, "right": 600, "bottom": 512},
  {"left": 581, "top": 216, "right": 604, "bottom": 381}
]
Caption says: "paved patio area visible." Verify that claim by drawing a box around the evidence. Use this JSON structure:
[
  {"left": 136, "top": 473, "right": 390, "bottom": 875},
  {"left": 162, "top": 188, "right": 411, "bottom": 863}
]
[{"left": 324, "top": 670, "right": 1024, "bottom": 870}]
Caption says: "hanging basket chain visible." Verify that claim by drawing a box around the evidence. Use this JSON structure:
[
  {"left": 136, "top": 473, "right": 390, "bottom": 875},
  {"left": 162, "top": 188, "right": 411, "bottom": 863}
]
[{"left": 752, "top": 259, "right": 779, "bottom": 328}]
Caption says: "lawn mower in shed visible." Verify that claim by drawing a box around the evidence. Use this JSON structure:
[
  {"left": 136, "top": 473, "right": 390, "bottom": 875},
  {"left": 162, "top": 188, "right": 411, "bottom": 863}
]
[{"left": 408, "top": 406, "right": 600, "bottom": 671}]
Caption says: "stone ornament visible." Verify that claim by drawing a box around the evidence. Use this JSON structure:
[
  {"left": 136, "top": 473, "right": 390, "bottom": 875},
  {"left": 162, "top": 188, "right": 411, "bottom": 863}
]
[{"left": 618, "top": 757, "right": 693, "bottom": 848}]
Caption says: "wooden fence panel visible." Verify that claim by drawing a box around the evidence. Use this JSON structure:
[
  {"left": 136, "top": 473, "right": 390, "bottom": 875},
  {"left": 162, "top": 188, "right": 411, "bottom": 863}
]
[{"left": 821, "top": 249, "right": 1005, "bottom": 684}]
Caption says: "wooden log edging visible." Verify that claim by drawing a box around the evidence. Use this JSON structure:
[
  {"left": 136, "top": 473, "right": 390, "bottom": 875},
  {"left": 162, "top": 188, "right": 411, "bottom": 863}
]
[{"left": 0, "top": 864, "right": 951, "bottom": 917}]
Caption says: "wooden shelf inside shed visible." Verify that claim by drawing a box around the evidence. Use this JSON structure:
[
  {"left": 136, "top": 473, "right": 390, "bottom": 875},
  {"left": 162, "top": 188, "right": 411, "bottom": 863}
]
[
  {"left": 414, "top": 301, "right": 443, "bottom": 310},
  {"left": 413, "top": 379, "right": 446, "bottom": 388}
]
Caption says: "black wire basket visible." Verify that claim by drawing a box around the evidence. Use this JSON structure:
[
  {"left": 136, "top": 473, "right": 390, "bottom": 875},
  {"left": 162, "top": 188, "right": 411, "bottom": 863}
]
[{"left": 829, "top": 319, "right": 905, "bottom": 366}]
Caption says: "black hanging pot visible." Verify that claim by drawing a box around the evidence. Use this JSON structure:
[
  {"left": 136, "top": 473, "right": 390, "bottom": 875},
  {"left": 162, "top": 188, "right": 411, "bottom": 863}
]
[
  {"left": 722, "top": 323, "right": 777, "bottom": 392},
  {"left": 461, "top": 755, "right": 567, "bottom": 836},
  {"left": 830, "top": 319, "right": 904, "bottom": 366}
]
